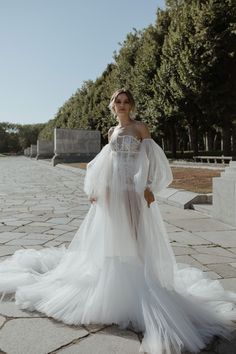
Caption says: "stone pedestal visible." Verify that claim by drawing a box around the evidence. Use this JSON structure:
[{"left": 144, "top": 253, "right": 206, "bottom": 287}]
[
  {"left": 52, "top": 128, "right": 101, "bottom": 166},
  {"left": 36, "top": 140, "right": 54, "bottom": 159},
  {"left": 213, "top": 161, "right": 236, "bottom": 226},
  {"left": 30, "top": 145, "right": 37, "bottom": 158}
]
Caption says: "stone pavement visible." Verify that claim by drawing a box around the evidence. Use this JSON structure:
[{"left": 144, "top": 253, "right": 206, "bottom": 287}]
[{"left": 0, "top": 156, "right": 235, "bottom": 354}]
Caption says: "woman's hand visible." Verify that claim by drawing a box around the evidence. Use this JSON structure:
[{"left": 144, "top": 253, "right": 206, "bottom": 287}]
[
  {"left": 89, "top": 196, "right": 97, "bottom": 203},
  {"left": 144, "top": 188, "right": 155, "bottom": 208}
]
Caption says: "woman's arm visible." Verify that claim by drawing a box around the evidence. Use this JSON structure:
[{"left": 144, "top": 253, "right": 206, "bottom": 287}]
[{"left": 138, "top": 123, "right": 155, "bottom": 208}]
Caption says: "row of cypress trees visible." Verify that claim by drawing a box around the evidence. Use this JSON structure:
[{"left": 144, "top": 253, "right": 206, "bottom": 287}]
[{"left": 39, "top": 0, "right": 236, "bottom": 157}]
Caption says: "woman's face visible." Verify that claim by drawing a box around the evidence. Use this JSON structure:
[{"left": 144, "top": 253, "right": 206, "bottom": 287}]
[{"left": 113, "top": 93, "right": 131, "bottom": 117}]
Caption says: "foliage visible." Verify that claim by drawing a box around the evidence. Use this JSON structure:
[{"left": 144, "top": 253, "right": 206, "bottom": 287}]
[
  {"left": 18, "top": 0, "right": 236, "bottom": 156},
  {"left": 0, "top": 122, "right": 45, "bottom": 153}
]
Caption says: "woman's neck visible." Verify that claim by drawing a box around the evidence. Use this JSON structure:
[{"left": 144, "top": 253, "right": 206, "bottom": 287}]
[{"left": 117, "top": 116, "right": 132, "bottom": 128}]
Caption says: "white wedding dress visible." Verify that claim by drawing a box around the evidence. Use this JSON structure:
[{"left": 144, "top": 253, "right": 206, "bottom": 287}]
[{"left": 0, "top": 134, "right": 236, "bottom": 354}]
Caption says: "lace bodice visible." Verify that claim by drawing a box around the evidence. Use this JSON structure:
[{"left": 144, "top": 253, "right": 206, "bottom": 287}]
[
  {"left": 110, "top": 135, "right": 141, "bottom": 153},
  {"left": 84, "top": 136, "right": 173, "bottom": 198}
]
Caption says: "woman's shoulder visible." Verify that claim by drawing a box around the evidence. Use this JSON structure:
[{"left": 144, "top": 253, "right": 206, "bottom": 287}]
[
  {"left": 108, "top": 126, "right": 116, "bottom": 141},
  {"left": 108, "top": 126, "right": 116, "bottom": 133},
  {"left": 134, "top": 120, "right": 151, "bottom": 138}
]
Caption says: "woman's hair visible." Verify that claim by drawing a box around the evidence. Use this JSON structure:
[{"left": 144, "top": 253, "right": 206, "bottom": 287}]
[{"left": 108, "top": 88, "right": 136, "bottom": 119}]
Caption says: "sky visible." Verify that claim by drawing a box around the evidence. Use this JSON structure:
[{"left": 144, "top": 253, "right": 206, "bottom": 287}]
[{"left": 0, "top": 0, "right": 165, "bottom": 125}]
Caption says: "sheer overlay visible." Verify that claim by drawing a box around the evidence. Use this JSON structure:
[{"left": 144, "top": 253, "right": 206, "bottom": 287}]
[{"left": 0, "top": 135, "right": 235, "bottom": 354}]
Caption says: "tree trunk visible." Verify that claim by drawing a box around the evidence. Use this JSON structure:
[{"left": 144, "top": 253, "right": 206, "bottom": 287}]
[
  {"left": 207, "top": 128, "right": 215, "bottom": 151},
  {"left": 190, "top": 124, "right": 199, "bottom": 155},
  {"left": 232, "top": 121, "right": 236, "bottom": 160},
  {"left": 222, "top": 125, "right": 231, "bottom": 155},
  {"left": 170, "top": 123, "right": 177, "bottom": 158}
]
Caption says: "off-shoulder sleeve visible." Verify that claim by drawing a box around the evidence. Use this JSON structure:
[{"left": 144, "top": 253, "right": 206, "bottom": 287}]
[
  {"left": 134, "top": 139, "right": 173, "bottom": 194},
  {"left": 84, "top": 144, "right": 112, "bottom": 198}
]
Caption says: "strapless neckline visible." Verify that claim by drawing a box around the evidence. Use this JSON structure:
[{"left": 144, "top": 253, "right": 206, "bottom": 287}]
[{"left": 111, "top": 134, "right": 141, "bottom": 144}]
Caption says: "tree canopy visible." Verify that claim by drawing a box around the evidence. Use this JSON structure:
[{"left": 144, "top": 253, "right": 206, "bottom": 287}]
[{"left": 2, "top": 0, "right": 235, "bottom": 156}]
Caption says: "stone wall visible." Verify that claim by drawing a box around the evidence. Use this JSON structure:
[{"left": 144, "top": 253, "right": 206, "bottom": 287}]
[
  {"left": 52, "top": 128, "right": 101, "bottom": 166},
  {"left": 36, "top": 140, "right": 54, "bottom": 159},
  {"left": 30, "top": 144, "right": 37, "bottom": 158}
]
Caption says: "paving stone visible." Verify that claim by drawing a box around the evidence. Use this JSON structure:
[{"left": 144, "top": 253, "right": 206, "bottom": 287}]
[
  {"left": 168, "top": 231, "right": 211, "bottom": 246},
  {"left": 20, "top": 233, "right": 55, "bottom": 241},
  {"left": 175, "top": 255, "right": 209, "bottom": 271},
  {"left": 0, "top": 315, "right": 6, "bottom": 327},
  {"left": 44, "top": 228, "right": 67, "bottom": 236},
  {"left": 56, "top": 326, "right": 140, "bottom": 354},
  {"left": 47, "top": 217, "right": 73, "bottom": 225},
  {"left": 194, "top": 231, "right": 236, "bottom": 247},
  {"left": 160, "top": 204, "right": 206, "bottom": 219},
  {"left": 192, "top": 246, "right": 236, "bottom": 258},
  {"left": 43, "top": 240, "right": 64, "bottom": 247},
  {"left": 0, "top": 218, "right": 17, "bottom": 223},
  {"left": 0, "top": 232, "right": 26, "bottom": 243},
  {"left": 0, "top": 301, "right": 45, "bottom": 318},
  {"left": 67, "top": 219, "right": 83, "bottom": 227},
  {"left": 2, "top": 207, "right": 29, "bottom": 212},
  {"left": 29, "top": 206, "right": 54, "bottom": 212},
  {"left": 23, "top": 245, "right": 44, "bottom": 250},
  {"left": 0, "top": 226, "right": 17, "bottom": 233},
  {"left": 0, "top": 246, "right": 23, "bottom": 257},
  {"left": 84, "top": 324, "right": 108, "bottom": 333},
  {"left": 172, "top": 246, "right": 198, "bottom": 255},
  {"left": 6, "top": 238, "right": 49, "bottom": 246},
  {"left": 0, "top": 318, "right": 88, "bottom": 354},
  {"left": 11, "top": 212, "right": 38, "bottom": 220},
  {"left": 2, "top": 220, "right": 32, "bottom": 227},
  {"left": 53, "top": 224, "right": 78, "bottom": 232},
  {"left": 192, "top": 254, "right": 236, "bottom": 265},
  {"left": 164, "top": 222, "right": 181, "bottom": 232},
  {"left": 55, "top": 232, "right": 76, "bottom": 242},
  {"left": 207, "top": 264, "right": 236, "bottom": 278},
  {"left": 14, "top": 226, "right": 51, "bottom": 233},
  {"left": 219, "top": 278, "right": 236, "bottom": 292},
  {"left": 203, "top": 271, "right": 221, "bottom": 280},
  {"left": 23, "top": 216, "right": 51, "bottom": 222},
  {"left": 25, "top": 222, "right": 54, "bottom": 227},
  {"left": 168, "top": 218, "right": 235, "bottom": 232}
]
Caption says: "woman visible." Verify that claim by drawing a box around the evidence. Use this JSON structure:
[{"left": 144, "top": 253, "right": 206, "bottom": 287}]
[{"left": 0, "top": 88, "right": 235, "bottom": 354}]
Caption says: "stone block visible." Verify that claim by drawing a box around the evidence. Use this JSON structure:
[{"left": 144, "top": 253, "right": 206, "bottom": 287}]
[
  {"left": 30, "top": 144, "right": 37, "bottom": 158},
  {"left": 36, "top": 139, "right": 54, "bottom": 159},
  {"left": 24, "top": 147, "right": 31, "bottom": 157},
  {"left": 157, "top": 188, "right": 212, "bottom": 209},
  {"left": 213, "top": 161, "right": 236, "bottom": 226},
  {"left": 52, "top": 128, "right": 101, "bottom": 166}
]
